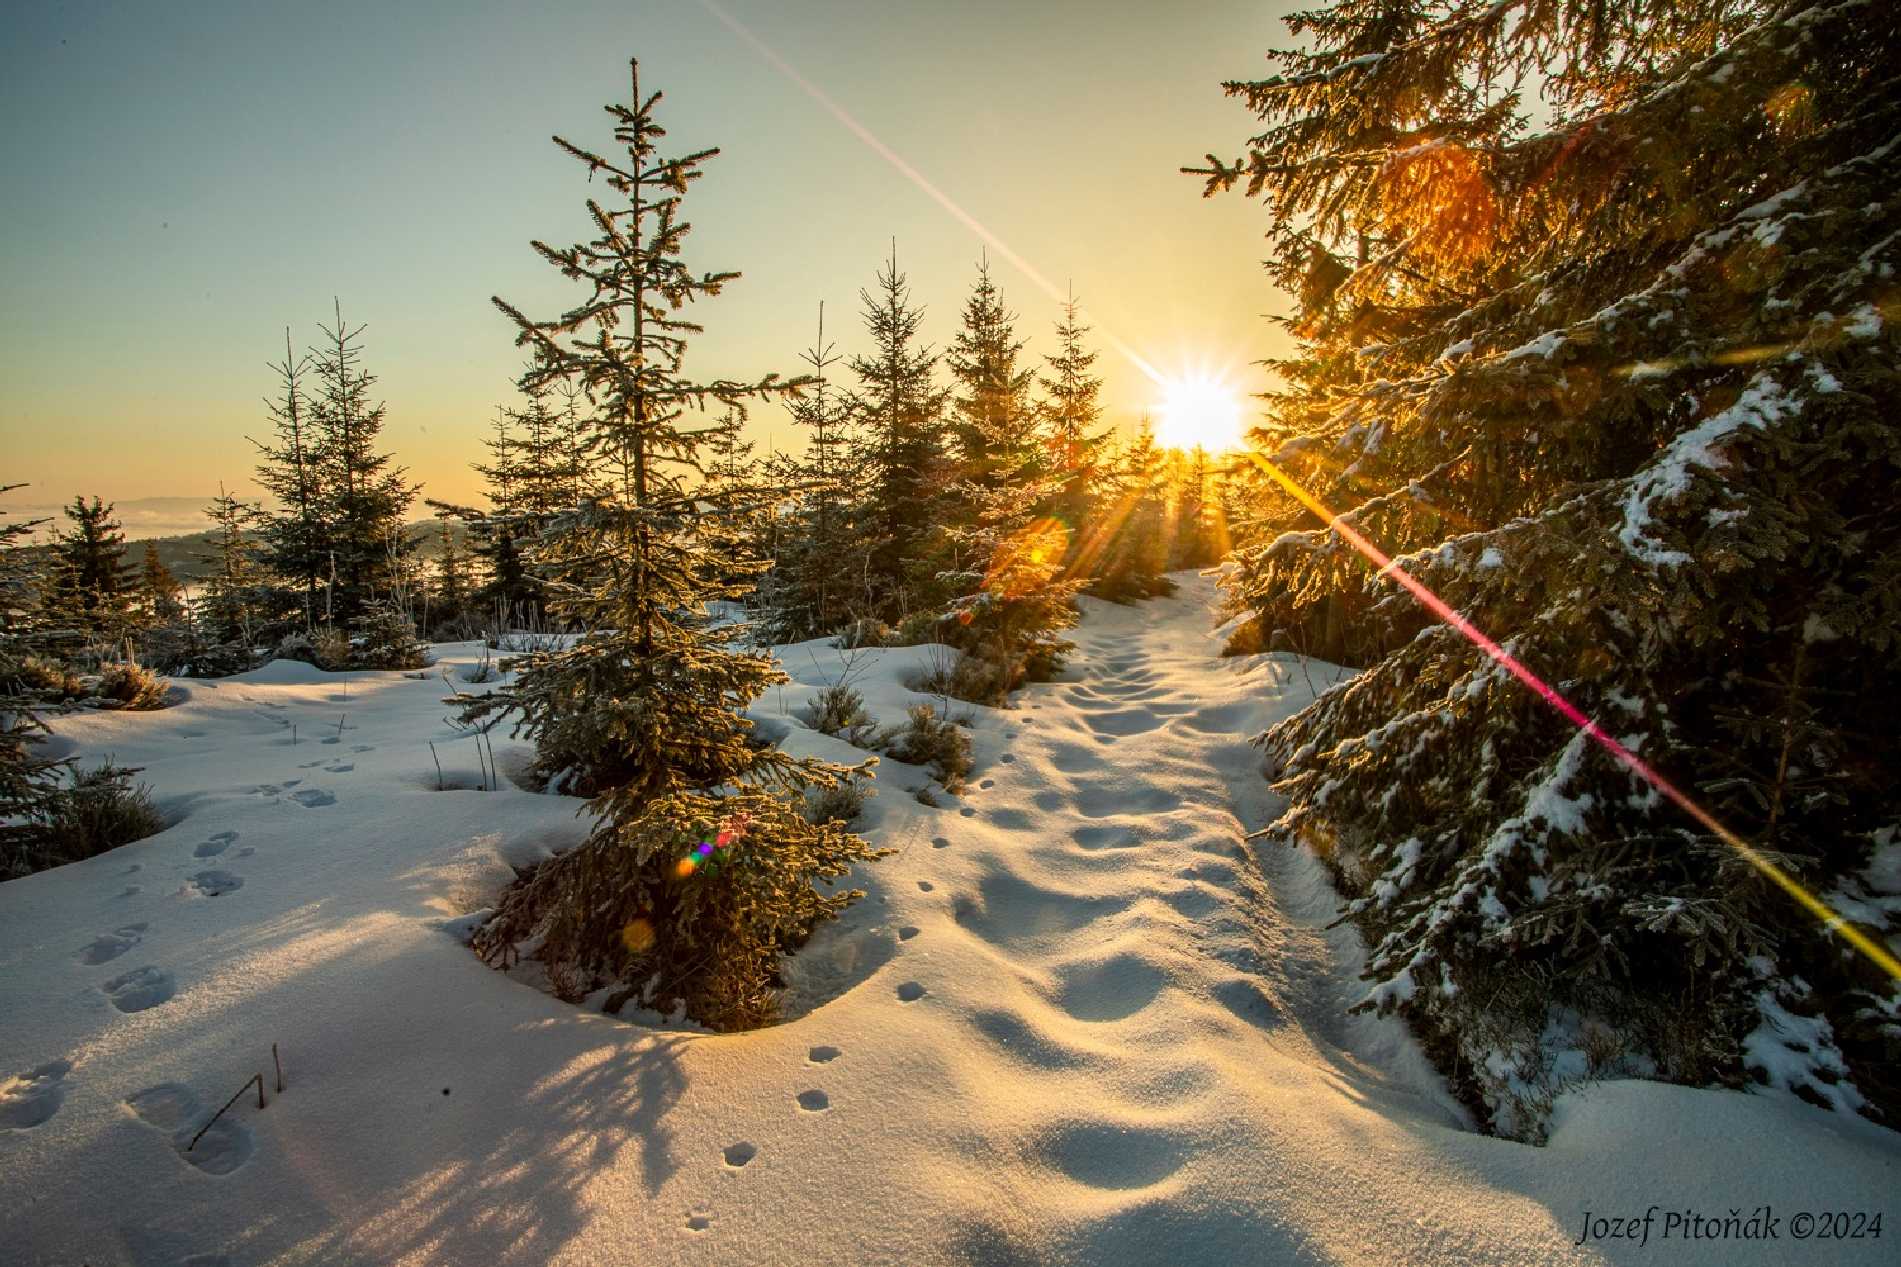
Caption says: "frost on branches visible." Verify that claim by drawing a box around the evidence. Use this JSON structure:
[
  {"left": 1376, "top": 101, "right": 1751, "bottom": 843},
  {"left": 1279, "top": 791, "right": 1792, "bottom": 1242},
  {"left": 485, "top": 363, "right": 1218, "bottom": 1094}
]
[{"left": 1198, "top": 0, "right": 1901, "bottom": 1136}]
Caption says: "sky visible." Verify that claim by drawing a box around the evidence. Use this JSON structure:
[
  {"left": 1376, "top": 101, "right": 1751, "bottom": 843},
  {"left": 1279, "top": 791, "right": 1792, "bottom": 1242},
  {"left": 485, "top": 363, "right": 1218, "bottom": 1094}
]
[{"left": 1, "top": 0, "right": 1297, "bottom": 532}]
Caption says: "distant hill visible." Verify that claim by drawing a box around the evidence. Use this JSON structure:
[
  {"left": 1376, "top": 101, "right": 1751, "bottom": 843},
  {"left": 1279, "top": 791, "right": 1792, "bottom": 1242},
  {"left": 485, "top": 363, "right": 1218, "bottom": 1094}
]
[{"left": 133, "top": 519, "right": 471, "bottom": 585}]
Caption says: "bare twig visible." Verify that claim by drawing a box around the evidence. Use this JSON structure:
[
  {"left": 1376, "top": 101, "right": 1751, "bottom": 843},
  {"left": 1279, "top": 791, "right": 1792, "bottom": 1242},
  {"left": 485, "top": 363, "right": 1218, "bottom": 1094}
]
[
  {"left": 429, "top": 741, "right": 445, "bottom": 791},
  {"left": 273, "top": 1042, "right": 284, "bottom": 1093},
  {"left": 188, "top": 1073, "right": 264, "bottom": 1152}
]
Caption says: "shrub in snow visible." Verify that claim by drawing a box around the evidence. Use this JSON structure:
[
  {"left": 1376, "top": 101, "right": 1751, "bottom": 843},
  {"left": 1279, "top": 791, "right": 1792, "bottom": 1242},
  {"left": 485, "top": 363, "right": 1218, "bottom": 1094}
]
[
  {"left": 881, "top": 704, "right": 972, "bottom": 793},
  {"left": 7, "top": 762, "right": 163, "bottom": 879},
  {"left": 806, "top": 683, "right": 869, "bottom": 739},
  {"left": 308, "top": 625, "right": 351, "bottom": 672},
  {"left": 1202, "top": 0, "right": 1901, "bottom": 1135},
  {"left": 94, "top": 660, "right": 167, "bottom": 711},
  {"left": 348, "top": 602, "right": 428, "bottom": 671},
  {"left": 18, "top": 656, "right": 86, "bottom": 701},
  {"left": 803, "top": 776, "right": 868, "bottom": 826},
  {"left": 891, "top": 611, "right": 943, "bottom": 647},
  {"left": 186, "top": 640, "right": 261, "bottom": 679}
]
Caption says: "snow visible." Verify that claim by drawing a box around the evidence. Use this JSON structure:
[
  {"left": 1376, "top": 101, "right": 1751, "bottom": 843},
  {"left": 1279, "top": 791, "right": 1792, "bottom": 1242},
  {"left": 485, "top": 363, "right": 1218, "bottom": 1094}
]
[
  {"left": 4, "top": 577, "right": 1898, "bottom": 1265},
  {"left": 1618, "top": 371, "right": 1793, "bottom": 566}
]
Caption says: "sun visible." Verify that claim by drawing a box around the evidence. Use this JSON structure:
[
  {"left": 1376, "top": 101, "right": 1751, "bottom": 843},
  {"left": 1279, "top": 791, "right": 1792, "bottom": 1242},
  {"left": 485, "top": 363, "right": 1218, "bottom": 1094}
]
[{"left": 1155, "top": 376, "right": 1245, "bottom": 452}]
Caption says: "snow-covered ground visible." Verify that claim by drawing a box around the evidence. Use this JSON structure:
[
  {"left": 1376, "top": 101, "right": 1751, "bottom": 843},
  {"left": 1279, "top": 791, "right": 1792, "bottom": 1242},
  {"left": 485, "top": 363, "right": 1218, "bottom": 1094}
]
[{"left": 3, "top": 573, "right": 1895, "bottom": 1266}]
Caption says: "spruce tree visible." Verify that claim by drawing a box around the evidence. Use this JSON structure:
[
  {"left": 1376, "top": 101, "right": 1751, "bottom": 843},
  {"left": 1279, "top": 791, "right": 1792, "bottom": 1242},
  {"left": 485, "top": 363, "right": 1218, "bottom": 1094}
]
[
  {"left": 945, "top": 253, "right": 1037, "bottom": 493},
  {"left": 307, "top": 302, "right": 417, "bottom": 624},
  {"left": 1193, "top": 0, "right": 1901, "bottom": 1134},
  {"left": 848, "top": 243, "right": 951, "bottom": 620},
  {"left": 432, "top": 519, "right": 470, "bottom": 632},
  {"left": 251, "top": 328, "right": 325, "bottom": 629},
  {"left": 1037, "top": 288, "right": 1110, "bottom": 542},
  {"left": 50, "top": 496, "right": 134, "bottom": 635},
  {"left": 0, "top": 487, "right": 62, "bottom": 872},
  {"left": 138, "top": 542, "right": 185, "bottom": 626},
  {"left": 765, "top": 304, "right": 864, "bottom": 641},
  {"left": 465, "top": 59, "right": 882, "bottom": 1028},
  {"left": 196, "top": 489, "right": 268, "bottom": 647},
  {"left": 1086, "top": 422, "right": 1175, "bottom": 601}
]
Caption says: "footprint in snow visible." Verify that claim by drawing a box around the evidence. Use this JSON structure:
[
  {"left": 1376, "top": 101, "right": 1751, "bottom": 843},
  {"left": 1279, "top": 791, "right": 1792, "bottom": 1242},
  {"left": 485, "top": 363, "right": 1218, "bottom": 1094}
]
[
  {"left": 685, "top": 1211, "right": 713, "bottom": 1232},
  {"left": 77, "top": 923, "right": 148, "bottom": 965},
  {"left": 103, "top": 966, "right": 176, "bottom": 1013},
  {"left": 187, "top": 871, "right": 244, "bottom": 897},
  {"left": 120, "top": 886, "right": 141, "bottom": 897},
  {"left": 290, "top": 789, "right": 336, "bottom": 807},
  {"left": 298, "top": 759, "right": 326, "bottom": 769},
  {"left": 931, "top": 836, "right": 951, "bottom": 849},
  {"left": 193, "top": 831, "right": 239, "bottom": 858},
  {"left": 916, "top": 880, "right": 934, "bottom": 892},
  {"left": 958, "top": 807, "right": 976, "bottom": 818},
  {"left": 124, "top": 863, "right": 141, "bottom": 874},
  {"left": 897, "top": 926, "right": 920, "bottom": 941},
  {"left": 320, "top": 737, "right": 341, "bottom": 745},
  {"left": 324, "top": 763, "right": 354, "bottom": 774},
  {"left": 796, "top": 1089, "right": 830, "bottom": 1112},
  {"left": 723, "top": 1141, "right": 757, "bottom": 1168},
  {"left": 979, "top": 779, "right": 995, "bottom": 790},
  {"left": 234, "top": 846, "right": 255, "bottom": 858},
  {"left": 124, "top": 1083, "right": 254, "bottom": 1175},
  {"left": 999, "top": 753, "right": 1016, "bottom": 764},
  {"left": 896, "top": 981, "right": 927, "bottom": 1002},
  {"left": 351, "top": 744, "right": 374, "bottom": 753},
  {"left": 807, "top": 1046, "right": 841, "bottom": 1064},
  {"left": 0, "top": 1059, "right": 72, "bottom": 1129}
]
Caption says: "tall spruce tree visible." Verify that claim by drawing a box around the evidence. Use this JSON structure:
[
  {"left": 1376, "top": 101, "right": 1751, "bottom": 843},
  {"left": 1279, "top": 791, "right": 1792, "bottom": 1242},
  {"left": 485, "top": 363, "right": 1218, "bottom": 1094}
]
[
  {"left": 1037, "top": 287, "right": 1110, "bottom": 542},
  {"left": 50, "top": 496, "right": 134, "bottom": 635},
  {"left": 945, "top": 253, "right": 1037, "bottom": 494},
  {"left": 251, "top": 328, "right": 325, "bottom": 629},
  {"left": 465, "top": 59, "right": 882, "bottom": 1028},
  {"left": 937, "top": 257, "right": 1078, "bottom": 687},
  {"left": 307, "top": 302, "right": 417, "bottom": 624},
  {"left": 1193, "top": 0, "right": 1901, "bottom": 1135},
  {"left": 848, "top": 243, "right": 950, "bottom": 620}
]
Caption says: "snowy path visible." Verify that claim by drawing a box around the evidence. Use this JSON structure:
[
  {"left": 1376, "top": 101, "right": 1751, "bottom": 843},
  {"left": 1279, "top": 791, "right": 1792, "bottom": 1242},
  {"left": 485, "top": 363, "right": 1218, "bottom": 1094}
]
[{"left": 3, "top": 574, "right": 1897, "bottom": 1266}]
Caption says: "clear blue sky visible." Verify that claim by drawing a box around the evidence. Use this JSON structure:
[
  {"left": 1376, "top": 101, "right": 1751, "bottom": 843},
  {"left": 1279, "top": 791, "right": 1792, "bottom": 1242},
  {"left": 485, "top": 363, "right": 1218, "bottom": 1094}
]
[{"left": 1, "top": 0, "right": 1295, "bottom": 517}]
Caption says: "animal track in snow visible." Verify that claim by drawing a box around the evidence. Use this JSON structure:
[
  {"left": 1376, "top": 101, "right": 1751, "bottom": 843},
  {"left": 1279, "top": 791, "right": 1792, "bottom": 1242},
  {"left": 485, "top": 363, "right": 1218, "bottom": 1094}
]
[
  {"left": 916, "top": 880, "right": 934, "bottom": 892},
  {"left": 324, "top": 763, "right": 355, "bottom": 773},
  {"left": 124, "top": 1083, "right": 254, "bottom": 1175},
  {"left": 807, "top": 1046, "right": 841, "bottom": 1064},
  {"left": 290, "top": 788, "right": 337, "bottom": 807},
  {"left": 998, "top": 752, "right": 1016, "bottom": 763},
  {"left": 685, "top": 1211, "right": 713, "bottom": 1232},
  {"left": 979, "top": 779, "right": 995, "bottom": 790},
  {"left": 958, "top": 807, "right": 976, "bottom": 818},
  {"left": 78, "top": 923, "right": 148, "bottom": 964},
  {"left": 796, "top": 1089, "right": 830, "bottom": 1112},
  {"left": 103, "top": 965, "right": 176, "bottom": 1013},
  {"left": 351, "top": 744, "right": 374, "bottom": 752},
  {"left": 897, "top": 926, "right": 920, "bottom": 941},
  {"left": 235, "top": 846, "right": 255, "bottom": 858},
  {"left": 931, "top": 836, "right": 951, "bottom": 850},
  {"left": 121, "top": 885, "right": 141, "bottom": 897},
  {"left": 194, "top": 831, "right": 239, "bottom": 858},
  {"left": 896, "top": 981, "right": 926, "bottom": 1002},
  {"left": 0, "top": 1059, "right": 72, "bottom": 1129},
  {"left": 723, "top": 1141, "right": 757, "bottom": 1167},
  {"left": 187, "top": 871, "right": 244, "bottom": 897}
]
